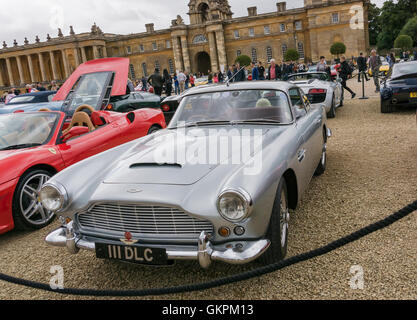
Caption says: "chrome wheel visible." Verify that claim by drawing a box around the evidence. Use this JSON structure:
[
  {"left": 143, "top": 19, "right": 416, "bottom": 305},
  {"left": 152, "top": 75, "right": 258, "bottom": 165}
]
[
  {"left": 19, "top": 173, "right": 53, "bottom": 226},
  {"left": 279, "top": 188, "right": 289, "bottom": 248}
]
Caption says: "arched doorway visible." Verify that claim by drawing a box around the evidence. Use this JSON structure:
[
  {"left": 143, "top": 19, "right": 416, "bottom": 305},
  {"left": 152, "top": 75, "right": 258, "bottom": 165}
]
[{"left": 196, "top": 51, "right": 211, "bottom": 75}]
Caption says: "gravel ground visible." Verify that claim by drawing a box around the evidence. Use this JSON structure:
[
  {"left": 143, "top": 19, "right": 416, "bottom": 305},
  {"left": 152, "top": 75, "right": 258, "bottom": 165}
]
[{"left": 0, "top": 78, "right": 416, "bottom": 300}]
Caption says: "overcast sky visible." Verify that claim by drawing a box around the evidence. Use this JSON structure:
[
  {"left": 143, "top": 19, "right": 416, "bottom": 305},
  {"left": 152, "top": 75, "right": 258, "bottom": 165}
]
[{"left": 0, "top": 0, "right": 386, "bottom": 47}]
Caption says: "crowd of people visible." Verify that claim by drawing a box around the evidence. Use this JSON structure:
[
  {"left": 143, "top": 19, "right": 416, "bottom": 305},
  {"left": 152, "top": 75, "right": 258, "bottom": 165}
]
[{"left": 0, "top": 81, "right": 60, "bottom": 104}]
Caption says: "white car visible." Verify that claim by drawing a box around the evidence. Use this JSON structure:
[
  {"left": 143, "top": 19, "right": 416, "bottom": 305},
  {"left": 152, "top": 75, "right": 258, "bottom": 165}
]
[{"left": 288, "top": 72, "right": 343, "bottom": 118}]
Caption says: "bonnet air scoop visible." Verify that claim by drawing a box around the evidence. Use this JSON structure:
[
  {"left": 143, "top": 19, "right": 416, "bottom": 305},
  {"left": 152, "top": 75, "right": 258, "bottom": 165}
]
[{"left": 130, "top": 163, "right": 182, "bottom": 169}]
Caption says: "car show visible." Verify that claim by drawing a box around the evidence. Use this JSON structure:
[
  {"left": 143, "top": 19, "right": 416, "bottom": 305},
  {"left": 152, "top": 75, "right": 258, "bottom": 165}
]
[{"left": 0, "top": 0, "right": 416, "bottom": 309}]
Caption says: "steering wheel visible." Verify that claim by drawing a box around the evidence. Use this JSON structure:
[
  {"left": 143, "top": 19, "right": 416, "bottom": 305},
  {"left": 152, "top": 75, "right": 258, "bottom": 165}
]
[{"left": 74, "top": 104, "right": 95, "bottom": 115}]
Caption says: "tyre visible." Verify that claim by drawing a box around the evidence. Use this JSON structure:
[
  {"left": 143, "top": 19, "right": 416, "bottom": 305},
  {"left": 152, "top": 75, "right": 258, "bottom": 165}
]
[
  {"left": 339, "top": 92, "right": 344, "bottom": 107},
  {"left": 381, "top": 99, "right": 394, "bottom": 113},
  {"left": 327, "top": 94, "right": 336, "bottom": 119},
  {"left": 314, "top": 129, "right": 327, "bottom": 176},
  {"left": 147, "top": 125, "right": 161, "bottom": 135},
  {"left": 12, "top": 169, "right": 55, "bottom": 231},
  {"left": 259, "top": 177, "right": 289, "bottom": 265}
]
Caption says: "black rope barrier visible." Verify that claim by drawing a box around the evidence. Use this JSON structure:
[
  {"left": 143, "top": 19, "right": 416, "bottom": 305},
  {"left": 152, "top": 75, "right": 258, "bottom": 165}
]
[{"left": 0, "top": 200, "right": 416, "bottom": 297}]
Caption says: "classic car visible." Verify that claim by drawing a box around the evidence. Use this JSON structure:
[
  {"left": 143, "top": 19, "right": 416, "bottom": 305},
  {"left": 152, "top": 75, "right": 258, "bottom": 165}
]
[
  {"left": 0, "top": 91, "right": 61, "bottom": 114},
  {"left": 42, "top": 81, "right": 331, "bottom": 268},
  {"left": 105, "top": 91, "right": 162, "bottom": 113},
  {"left": 160, "top": 94, "right": 182, "bottom": 124},
  {"left": 0, "top": 61, "right": 167, "bottom": 235},
  {"left": 288, "top": 72, "right": 343, "bottom": 118},
  {"left": 369, "top": 56, "right": 390, "bottom": 77},
  {"left": 380, "top": 61, "right": 417, "bottom": 113}
]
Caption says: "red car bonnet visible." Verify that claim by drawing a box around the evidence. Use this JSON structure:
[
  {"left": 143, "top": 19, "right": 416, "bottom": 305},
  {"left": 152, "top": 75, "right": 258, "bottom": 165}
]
[{"left": 53, "top": 58, "right": 130, "bottom": 102}]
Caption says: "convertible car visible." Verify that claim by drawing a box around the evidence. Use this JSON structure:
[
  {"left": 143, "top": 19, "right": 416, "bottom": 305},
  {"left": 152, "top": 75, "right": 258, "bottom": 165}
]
[
  {"left": 0, "top": 91, "right": 61, "bottom": 114},
  {"left": 42, "top": 81, "right": 331, "bottom": 268},
  {"left": 380, "top": 61, "right": 417, "bottom": 113},
  {"left": 0, "top": 60, "right": 167, "bottom": 235},
  {"left": 288, "top": 72, "right": 343, "bottom": 118}
]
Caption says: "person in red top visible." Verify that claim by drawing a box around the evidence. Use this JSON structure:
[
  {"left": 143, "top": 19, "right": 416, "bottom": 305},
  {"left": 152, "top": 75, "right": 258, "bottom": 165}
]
[
  {"left": 267, "top": 59, "right": 281, "bottom": 80},
  {"left": 190, "top": 74, "right": 195, "bottom": 87}
]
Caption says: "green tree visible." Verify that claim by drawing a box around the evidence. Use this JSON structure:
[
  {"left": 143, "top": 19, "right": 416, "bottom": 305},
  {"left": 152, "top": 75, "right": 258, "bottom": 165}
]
[
  {"left": 377, "top": 0, "right": 417, "bottom": 50},
  {"left": 234, "top": 55, "right": 251, "bottom": 67},
  {"left": 394, "top": 35, "right": 413, "bottom": 51},
  {"left": 284, "top": 49, "right": 299, "bottom": 61},
  {"left": 330, "top": 42, "right": 346, "bottom": 58},
  {"left": 368, "top": 3, "right": 381, "bottom": 46},
  {"left": 400, "top": 15, "right": 417, "bottom": 47}
]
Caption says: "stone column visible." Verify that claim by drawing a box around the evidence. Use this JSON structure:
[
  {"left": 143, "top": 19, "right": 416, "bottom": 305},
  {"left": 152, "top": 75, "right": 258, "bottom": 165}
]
[
  {"left": 81, "top": 46, "right": 87, "bottom": 62},
  {"left": 102, "top": 46, "right": 108, "bottom": 58},
  {"left": 49, "top": 51, "right": 58, "bottom": 80},
  {"left": 5, "top": 58, "right": 15, "bottom": 86},
  {"left": 208, "top": 32, "right": 219, "bottom": 72},
  {"left": 61, "top": 50, "right": 70, "bottom": 78},
  {"left": 0, "top": 61, "right": 4, "bottom": 87},
  {"left": 93, "top": 46, "right": 99, "bottom": 59},
  {"left": 215, "top": 30, "right": 227, "bottom": 71},
  {"left": 172, "top": 36, "right": 184, "bottom": 71},
  {"left": 27, "top": 54, "right": 35, "bottom": 83},
  {"left": 16, "top": 56, "right": 25, "bottom": 85},
  {"left": 38, "top": 53, "right": 47, "bottom": 82},
  {"left": 180, "top": 35, "right": 191, "bottom": 72},
  {"left": 74, "top": 48, "right": 80, "bottom": 67}
]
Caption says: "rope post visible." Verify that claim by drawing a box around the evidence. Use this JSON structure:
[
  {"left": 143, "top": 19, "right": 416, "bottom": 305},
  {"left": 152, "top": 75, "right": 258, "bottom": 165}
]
[{"left": 359, "top": 71, "right": 369, "bottom": 100}]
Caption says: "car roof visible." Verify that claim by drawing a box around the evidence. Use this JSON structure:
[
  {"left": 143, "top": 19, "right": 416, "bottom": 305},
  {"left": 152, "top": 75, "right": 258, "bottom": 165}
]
[
  {"left": 182, "top": 81, "right": 294, "bottom": 96},
  {"left": 12, "top": 91, "right": 56, "bottom": 97}
]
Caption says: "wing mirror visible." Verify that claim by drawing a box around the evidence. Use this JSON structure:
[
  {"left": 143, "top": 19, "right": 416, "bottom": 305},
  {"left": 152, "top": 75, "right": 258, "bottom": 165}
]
[
  {"left": 336, "top": 78, "right": 342, "bottom": 83},
  {"left": 61, "top": 126, "right": 89, "bottom": 143}
]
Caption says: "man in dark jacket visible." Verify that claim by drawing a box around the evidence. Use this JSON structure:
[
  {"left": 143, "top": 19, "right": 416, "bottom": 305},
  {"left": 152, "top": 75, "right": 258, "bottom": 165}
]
[
  {"left": 357, "top": 52, "right": 369, "bottom": 82},
  {"left": 147, "top": 68, "right": 164, "bottom": 96},
  {"left": 267, "top": 59, "right": 281, "bottom": 80},
  {"left": 251, "top": 62, "right": 259, "bottom": 81},
  {"left": 234, "top": 63, "right": 246, "bottom": 82},
  {"left": 338, "top": 56, "right": 356, "bottom": 99}
]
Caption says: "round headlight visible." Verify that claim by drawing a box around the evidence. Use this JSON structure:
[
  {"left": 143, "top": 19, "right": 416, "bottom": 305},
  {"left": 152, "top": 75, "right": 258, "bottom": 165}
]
[
  {"left": 40, "top": 183, "right": 67, "bottom": 212},
  {"left": 217, "top": 189, "right": 252, "bottom": 222}
]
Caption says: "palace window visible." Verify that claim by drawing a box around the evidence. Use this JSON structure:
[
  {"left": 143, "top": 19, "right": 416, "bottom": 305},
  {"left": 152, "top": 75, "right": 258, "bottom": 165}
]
[
  {"left": 249, "top": 28, "right": 255, "bottom": 37},
  {"left": 297, "top": 42, "right": 305, "bottom": 59},
  {"left": 129, "top": 64, "right": 136, "bottom": 79},
  {"left": 280, "top": 23, "right": 286, "bottom": 32},
  {"left": 168, "top": 59, "right": 174, "bottom": 74},
  {"left": 126, "top": 46, "right": 132, "bottom": 54},
  {"left": 234, "top": 30, "right": 240, "bottom": 39},
  {"left": 281, "top": 44, "right": 287, "bottom": 59},
  {"left": 332, "top": 13, "right": 339, "bottom": 23},
  {"left": 251, "top": 48, "right": 257, "bottom": 63},
  {"left": 152, "top": 42, "right": 157, "bottom": 51},
  {"left": 237, "top": 50, "right": 241, "bottom": 57},
  {"left": 266, "top": 46, "right": 272, "bottom": 62},
  {"left": 264, "top": 26, "right": 271, "bottom": 35},
  {"left": 155, "top": 60, "right": 160, "bottom": 71},
  {"left": 166, "top": 40, "right": 171, "bottom": 49},
  {"left": 142, "top": 63, "right": 148, "bottom": 77},
  {"left": 139, "top": 44, "right": 144, "bottom": 53},
  {"left": 193, "top": 34, "right": 208, "bottom": 44},
  {"left": 295, "top": 21, "right": 302, "bottom": 30}
]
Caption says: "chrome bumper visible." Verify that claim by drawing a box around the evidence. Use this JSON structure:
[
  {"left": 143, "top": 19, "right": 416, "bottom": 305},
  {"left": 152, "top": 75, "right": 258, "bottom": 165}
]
[{"left": 45, "top": 223, "right": 270, "bottom": 269}]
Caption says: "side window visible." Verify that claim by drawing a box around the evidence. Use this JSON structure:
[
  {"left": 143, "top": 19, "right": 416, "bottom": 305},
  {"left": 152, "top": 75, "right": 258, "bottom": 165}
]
[{"left": 289, "top": 88, "right": 307, "bottom": 118}]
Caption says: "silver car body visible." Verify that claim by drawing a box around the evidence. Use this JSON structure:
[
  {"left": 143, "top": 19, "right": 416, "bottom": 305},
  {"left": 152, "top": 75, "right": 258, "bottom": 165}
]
[
  {"left": 288, "top": 72, "right": 343, "bottom": 113},
  {"left": 44, "top": 81, "right": 331, "bottom": 268}
]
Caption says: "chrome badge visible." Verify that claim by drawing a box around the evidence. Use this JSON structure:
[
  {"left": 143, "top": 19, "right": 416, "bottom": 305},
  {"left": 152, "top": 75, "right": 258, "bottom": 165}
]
[
  {"left": 120, "top": 232, "right": 138, "bottom": 245},
  {"left": 127, "top": 188, "right": 142, "bottom": 194}
]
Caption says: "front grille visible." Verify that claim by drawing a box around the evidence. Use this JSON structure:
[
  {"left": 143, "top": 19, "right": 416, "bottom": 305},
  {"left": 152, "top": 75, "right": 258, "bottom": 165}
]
[{"left": 77, "top": 203, "right": 214, "bottom": 237}]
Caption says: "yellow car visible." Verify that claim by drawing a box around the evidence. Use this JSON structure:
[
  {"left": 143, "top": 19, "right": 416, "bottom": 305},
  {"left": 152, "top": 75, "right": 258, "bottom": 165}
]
[
  {"left": 194, "top": 76, "right": 209, "bottom": 87},
  {"left": 369, "top": 56, "right": 390, "bottom": 77}
]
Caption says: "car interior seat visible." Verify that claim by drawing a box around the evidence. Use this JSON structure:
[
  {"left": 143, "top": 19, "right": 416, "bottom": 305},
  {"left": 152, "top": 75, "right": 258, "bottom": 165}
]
[{"left": 62, "top": 111, "right": 96, "bottom": 135}]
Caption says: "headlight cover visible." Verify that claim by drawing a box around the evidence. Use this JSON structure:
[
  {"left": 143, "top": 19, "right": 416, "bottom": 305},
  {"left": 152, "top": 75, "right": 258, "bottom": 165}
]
[
  {"left": 40, "top": 182, "right": 68, "bottom": 212},
  {"left": 217, "top": 189, "right": 252, "bottom": 222}
]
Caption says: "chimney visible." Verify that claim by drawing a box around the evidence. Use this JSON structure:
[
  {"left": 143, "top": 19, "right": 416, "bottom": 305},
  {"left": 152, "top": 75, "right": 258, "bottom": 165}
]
[
  {"left": 247, "top": 6, "right": 257, "bottom": 17},
  {"left": 276, "top": 2, "right": 287, "bottom": 12},
  {"left": 145, "top": 23, "right": 154, "bottom": 33}
]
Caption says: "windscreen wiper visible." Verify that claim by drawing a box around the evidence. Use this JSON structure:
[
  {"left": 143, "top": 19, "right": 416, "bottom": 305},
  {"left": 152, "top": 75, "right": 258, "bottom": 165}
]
[
  {"left": 175, "top": 120, "right": 233, "bottom": 128},
  {"left": 234, "top": 119, "right": 282, "bottom": 124},
  {"left": 0, "top": 143, "right": 42, "bottom": 151}
]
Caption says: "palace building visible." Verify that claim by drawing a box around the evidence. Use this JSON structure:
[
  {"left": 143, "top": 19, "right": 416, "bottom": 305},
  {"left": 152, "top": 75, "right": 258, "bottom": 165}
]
[{"left": 0, "top": 0, "right": 370, "bottom": 90}]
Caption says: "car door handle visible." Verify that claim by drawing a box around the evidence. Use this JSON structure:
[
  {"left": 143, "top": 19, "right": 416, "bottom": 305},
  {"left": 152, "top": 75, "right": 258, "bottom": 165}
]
[{"left": 298, "top": 149, "right": 306, "bottom": 162}]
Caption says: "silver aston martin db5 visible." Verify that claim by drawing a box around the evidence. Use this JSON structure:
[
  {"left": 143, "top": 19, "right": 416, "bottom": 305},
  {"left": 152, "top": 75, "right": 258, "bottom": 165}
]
[{"left": 42, "top": 81, "right": 331, "bottom": 268}]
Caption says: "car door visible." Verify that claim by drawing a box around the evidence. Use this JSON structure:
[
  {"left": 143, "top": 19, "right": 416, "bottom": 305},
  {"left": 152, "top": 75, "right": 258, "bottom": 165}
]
[
  {"left": 56, "top": 122, "right": 122, "bottom": 168},
  {"left": 290, "top": 88, "right": 322, "bottom": 185}
]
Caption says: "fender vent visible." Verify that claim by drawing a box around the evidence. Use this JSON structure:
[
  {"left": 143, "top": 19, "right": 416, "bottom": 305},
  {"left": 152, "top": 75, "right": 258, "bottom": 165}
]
[{"left": 129, "top": 163, "right": 182, "bottom": 169}]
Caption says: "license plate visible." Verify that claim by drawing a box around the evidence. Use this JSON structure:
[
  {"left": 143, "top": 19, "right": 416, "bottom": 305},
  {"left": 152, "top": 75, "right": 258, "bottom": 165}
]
[
  {"left": 95, "top": 243, "right": 168, "bottom": 265},
  {"left": 410, "top": 92, "right": 417, "bottom": 98}
]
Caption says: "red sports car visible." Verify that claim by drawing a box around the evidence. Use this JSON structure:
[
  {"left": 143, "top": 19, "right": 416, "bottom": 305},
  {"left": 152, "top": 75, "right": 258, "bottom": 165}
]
[{"left": 0, "top": 58, "right": 166, "bottom": 234}]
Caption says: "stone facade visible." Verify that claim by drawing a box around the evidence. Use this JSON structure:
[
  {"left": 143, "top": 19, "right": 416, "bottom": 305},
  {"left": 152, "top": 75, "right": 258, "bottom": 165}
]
[{"left": 0, "top": 0, "right": 370, "bottom": 90}]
